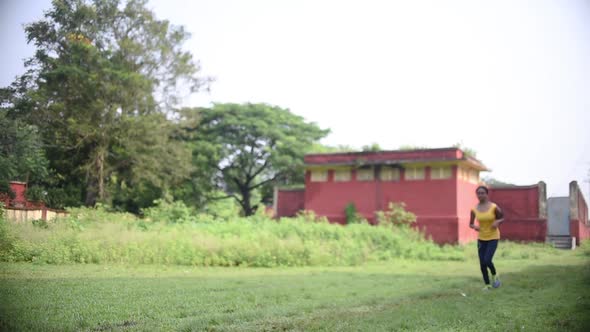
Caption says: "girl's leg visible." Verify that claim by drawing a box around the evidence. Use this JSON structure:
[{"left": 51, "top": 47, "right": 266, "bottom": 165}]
[
  {"left": 478, "top": 240, "right": 490, "bottom": 285},
  {"left": 484, "top": 239, "right": 498, "bottom": 275},
  {"left": 484, "top": 240, "right": 501, "bottom": 288}
]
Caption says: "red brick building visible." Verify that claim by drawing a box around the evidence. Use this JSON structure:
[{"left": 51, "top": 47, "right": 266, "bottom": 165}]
[{"left": 275, "top": 147, "right": 590, "bottom": 246}]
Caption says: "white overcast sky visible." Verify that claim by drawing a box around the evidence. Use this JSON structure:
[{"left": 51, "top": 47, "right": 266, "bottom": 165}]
[{"left": 1, "top": 0, "right": 589, "bottom": 199}]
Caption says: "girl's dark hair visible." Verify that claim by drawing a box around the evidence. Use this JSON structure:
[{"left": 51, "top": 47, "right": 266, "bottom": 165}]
[{"left": 476, "top": 185, "right": 489, "bottom": 194}]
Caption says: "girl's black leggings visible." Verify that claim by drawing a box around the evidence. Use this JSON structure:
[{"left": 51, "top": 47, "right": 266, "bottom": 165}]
[{"left": 478, "top": 239, "right": 498, "bottom": 284}]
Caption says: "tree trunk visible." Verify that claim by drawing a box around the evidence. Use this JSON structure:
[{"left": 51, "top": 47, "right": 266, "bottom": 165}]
[
  {"left": 97, "top": 147, "right": 105, "bottom": 201},
  {"left": 84, "top": 175, "right": 98, "bottom": 206},
  {"left": 84, "top": 145, "right": 107, "bottom": 206},
  {"left": 240, "top": 186, "right": 254, "bottom": 216}
]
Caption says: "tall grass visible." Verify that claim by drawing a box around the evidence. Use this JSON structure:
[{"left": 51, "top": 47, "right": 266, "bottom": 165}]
[
  {"left": 0, "top": 205, "right": 470, "bottom": 266},
  {"left": 1, "top": 203, "right": 573, "bottom": 267}
]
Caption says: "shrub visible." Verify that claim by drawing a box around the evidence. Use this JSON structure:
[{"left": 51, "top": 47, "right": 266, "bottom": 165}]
[
  {"left": 294, "top": 210, "right": 328, "bottom": 223},
  {"left": 44, "top": 186, "right": 82, "bottom": 210},
  {"left": 203, "top": 195, "right": 241, "bottom": 221},
  {"left": 25, "top": 185, "right": 47, "bottom": 203},
  {"left": 579, "top": 239, "right": 590, "bottom": 257},
  {"left": 375, "top": 202, "right": 416, "bottom": 227},
  {"left": 142, "top": 199, "right": 197, "bottom": 223},
  {"left": 345, "top": 202, "right": 366, "bottom": 224},
  {"left": 31, "top": 219, "right": 49, "bottom": 229},
  {"left": 0, "top": 181, "right": 16, "bottom": 200},
  {"left": 0, "top": 202, "right": 18, "bottom": 261}
]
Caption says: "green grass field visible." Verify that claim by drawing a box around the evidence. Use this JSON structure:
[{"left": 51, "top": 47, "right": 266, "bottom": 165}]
[{"left": 1, "top": 248, "right": 589, "bottom": 332}]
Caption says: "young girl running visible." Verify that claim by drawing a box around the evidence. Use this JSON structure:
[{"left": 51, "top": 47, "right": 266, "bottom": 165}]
[{"left": 470, "top": 185, "right": 504, "bottom": 290}]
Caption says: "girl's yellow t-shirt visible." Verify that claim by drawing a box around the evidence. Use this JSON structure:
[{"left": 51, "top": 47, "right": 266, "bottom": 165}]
[{"left": 472, "top": 203, "right": 500, "bottom": 241}]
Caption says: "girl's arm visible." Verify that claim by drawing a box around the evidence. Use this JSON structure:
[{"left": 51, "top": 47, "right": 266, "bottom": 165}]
[
  {"left": 492, "top": 205, "right": 505, "bottom": 228},
  {"left": 469, "top": 210, "right": 480, "bottom": 231}
]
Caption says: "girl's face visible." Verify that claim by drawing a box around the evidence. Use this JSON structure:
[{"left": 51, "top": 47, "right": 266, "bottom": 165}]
[{"left": 476, "top": 188, "right": 488, "bottom": 202}]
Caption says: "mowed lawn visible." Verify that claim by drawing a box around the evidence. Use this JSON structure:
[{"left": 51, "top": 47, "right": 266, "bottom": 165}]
[{"left": 1, "top": 250, "right": 589, "bottom": 331}]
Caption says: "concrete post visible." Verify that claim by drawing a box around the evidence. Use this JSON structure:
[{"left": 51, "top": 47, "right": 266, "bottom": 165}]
[
  {"left": 272, "top": 186, "right": 278, "bottom": 218},
  {"left": 569, "top": 181, "right": 579, "bottom": 221},
  {"left": 538, "top": 181, "right": 547, "bottom": 219}
]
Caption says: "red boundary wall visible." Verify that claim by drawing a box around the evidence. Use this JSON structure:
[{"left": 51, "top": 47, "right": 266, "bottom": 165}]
[
  {"left": 277, "top": 180, "right": 589, "bottom": 245},
  {"left": 569, "top": 181, "right": 590, "bottom": 245},
  {"left": 488, "top": 183, "right": 547, "bottom": 242},
  {"left": 274, "top": 188, "right": 305, "bottom": 218}
]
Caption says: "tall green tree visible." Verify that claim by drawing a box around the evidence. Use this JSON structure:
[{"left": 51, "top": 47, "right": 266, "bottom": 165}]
[
  {"left": 0, "top": 113, "right": 49, "bottom": 184},
  {"left": 481, "top": 176, "right": 515, "bottom": 187},
  {"left": 308, "top": 143, "right": 356, "bottom": 154},
  {"left": 452, "top": 142, "right": 478, "bottom": 158},
  {"left": 3, "top": 0, "right": 210, "bottom": 207},
  {"left": 183, "top": 103, "right": 329, "bottom": 216},
  {"left": 107, "top": 113, "right": 193, "bottom": 212},
  {"left": 362, "top": 143, "right": 382, "bottom": 152}
]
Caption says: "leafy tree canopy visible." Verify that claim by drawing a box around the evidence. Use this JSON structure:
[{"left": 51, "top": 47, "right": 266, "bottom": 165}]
[
  {"left": 183, "top": 103, "right": 329, "bottom": 216},
  {"left": 1, "top": 0, "right": 209, "bottom": 208}
]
